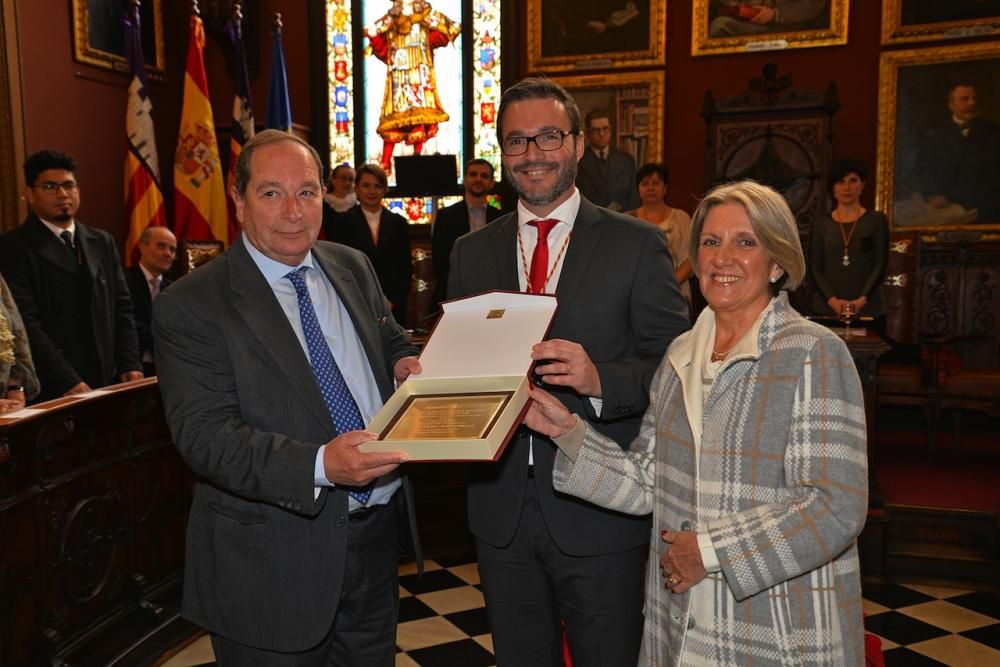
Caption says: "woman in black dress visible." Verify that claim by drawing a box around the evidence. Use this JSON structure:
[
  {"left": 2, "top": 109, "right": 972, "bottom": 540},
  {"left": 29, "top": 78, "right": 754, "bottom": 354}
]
[{"left": 809, "top": 158, "right": 889, "bottom": 331}]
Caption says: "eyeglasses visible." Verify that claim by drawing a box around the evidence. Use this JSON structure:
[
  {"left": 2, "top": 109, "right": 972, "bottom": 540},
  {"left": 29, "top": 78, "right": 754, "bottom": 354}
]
[
  {"left": 34, "top": 181, "right": 78, "bottom": 194},
  {"left": 501, "top": 130, "right": 576, "bottom": 156}
]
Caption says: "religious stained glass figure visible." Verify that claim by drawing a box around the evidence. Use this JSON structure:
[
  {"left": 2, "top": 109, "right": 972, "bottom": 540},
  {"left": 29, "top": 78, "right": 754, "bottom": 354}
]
[{"left": 365, "top": 0, "right": 462, "bottom": 172}]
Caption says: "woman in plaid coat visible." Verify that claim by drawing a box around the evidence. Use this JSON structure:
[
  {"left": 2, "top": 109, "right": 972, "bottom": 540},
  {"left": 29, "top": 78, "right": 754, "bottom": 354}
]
[{"left": 527, "top": 180, "right": 868, "bottom": 666}]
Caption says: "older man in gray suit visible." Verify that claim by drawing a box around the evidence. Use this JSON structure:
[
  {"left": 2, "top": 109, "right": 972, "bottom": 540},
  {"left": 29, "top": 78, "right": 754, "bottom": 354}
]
[{"left": 154, "top": 130, "right": 421, "bottom": 665}]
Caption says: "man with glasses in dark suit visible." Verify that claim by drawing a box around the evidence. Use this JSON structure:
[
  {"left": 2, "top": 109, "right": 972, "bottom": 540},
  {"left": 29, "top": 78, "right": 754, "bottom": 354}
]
[
  {"left": 448, "top": 77, "right": 689, "bottom": 666},
  {"left": 0, "top": 149, "right": 142, "bottom": 402}
]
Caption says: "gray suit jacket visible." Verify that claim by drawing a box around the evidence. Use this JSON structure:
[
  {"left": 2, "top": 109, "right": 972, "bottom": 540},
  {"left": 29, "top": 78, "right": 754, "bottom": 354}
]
[
  {"left": 448, "top": 197, "right": 689, "bottom": 556},
  {"left": 154, "top": 238, "right": 420, "bottom": 652}
]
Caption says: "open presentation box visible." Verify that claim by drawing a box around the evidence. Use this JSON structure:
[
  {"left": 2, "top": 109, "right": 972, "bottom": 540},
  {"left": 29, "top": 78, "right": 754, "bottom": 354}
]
[{"left": 362, "top": 291, "right": 557, "bottom": 461}]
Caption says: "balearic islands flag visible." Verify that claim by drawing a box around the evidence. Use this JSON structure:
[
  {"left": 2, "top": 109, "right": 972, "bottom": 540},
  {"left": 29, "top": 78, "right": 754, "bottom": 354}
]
[
  {"left": 123, "top": 1, "right": 166, "bottom": 265},
  {"left": 173, "top": 10, "right": 228, "bottom": 244},
  {"left": 225, "top": 6, "right": 254, "bottom": 244}
]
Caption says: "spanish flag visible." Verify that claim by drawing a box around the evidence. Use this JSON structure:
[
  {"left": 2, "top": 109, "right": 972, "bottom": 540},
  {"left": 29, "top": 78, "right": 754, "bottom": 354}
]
[
  {"left": 173, "top": 11, "right": 227, "bottom": 244},
  {"left": 225, "top": 6, "right": 254, "bottom": 244},
  {"left": 123, "top": 2, "right": 166, "bottom": 266}
]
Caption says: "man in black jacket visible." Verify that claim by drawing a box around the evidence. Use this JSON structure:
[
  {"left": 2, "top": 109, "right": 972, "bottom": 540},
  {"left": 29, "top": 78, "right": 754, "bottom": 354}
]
[
  {"left": 125, "top": 226, "right": 176, "bottom": 376},
  {"left": 430, "top": 158, "right": 502, "bottom": 312},
  {"left": 0, "top": 150, "right": 142, "bottom": 402}
]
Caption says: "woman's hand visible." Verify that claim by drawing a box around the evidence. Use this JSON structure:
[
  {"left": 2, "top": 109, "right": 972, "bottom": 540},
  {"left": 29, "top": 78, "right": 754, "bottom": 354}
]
[
  {"left": 659, "top": 530, "right": 707, "bottom": 594},
  {"left": 827, "top": 296, "right": 846, "bottom": 314},
  {"left": 523, "top": 384, "right": 577, "bottom": 439},
  {"left": 0, "top": 390, "right": 26, "bottom": 414}
]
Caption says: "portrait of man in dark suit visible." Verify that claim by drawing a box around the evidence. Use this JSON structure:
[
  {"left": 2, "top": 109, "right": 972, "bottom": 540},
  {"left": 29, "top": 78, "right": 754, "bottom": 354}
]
[
  {"left": 0, "top": 149, "right": 143, "bottom": 402},
  {"left": 448, "top": 77, "right": 689, "bottom": 666},
  {"left": 154, "top": 130, "right": 422, "bottom": 664},
  {"left": 889, "top": 53, "right": 1000, "bottom": 228},
  {"left": 575, "top": 108, "right": 640, "bottom": 212}
]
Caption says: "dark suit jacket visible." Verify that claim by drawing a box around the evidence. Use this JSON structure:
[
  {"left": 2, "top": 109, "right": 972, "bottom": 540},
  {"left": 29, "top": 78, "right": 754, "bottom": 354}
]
[
  {"left": 328, "top": 206, "right": 412, "bottom": 326},
  {"left": 448, "top": 197, "right": 689, "bottom": 556},
  {"left": 917, "top": 116, "right": 1000, "bottom": 223},
  {"left": 0, "top": 215, "right": 141, "bottom": 401},
  {"left": 153, "top": 238, "right": 421, "bottom": 652},
  {"left": 575, "top": 147, "right": 639, "bottom": 212},
  {"left": 431, "top": 200, "right": 503, "bottom": 309},
  {"left": 125, "top": 265, "right": 172, "bottom": 373}
]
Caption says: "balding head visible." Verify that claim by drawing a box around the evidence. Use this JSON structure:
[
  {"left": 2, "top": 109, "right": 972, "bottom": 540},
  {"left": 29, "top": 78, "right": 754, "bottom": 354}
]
[{"left": 138, "top": 226, "right": 178, "bottom": 276}]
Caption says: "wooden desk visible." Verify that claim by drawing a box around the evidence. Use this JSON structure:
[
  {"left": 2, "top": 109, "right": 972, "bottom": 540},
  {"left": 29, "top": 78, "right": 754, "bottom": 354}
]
[{"left": 0, "top": 380, "right": 194, "bottom": 666}]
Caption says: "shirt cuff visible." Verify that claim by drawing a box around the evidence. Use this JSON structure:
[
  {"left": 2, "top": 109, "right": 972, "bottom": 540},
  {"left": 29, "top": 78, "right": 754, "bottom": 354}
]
[
  {"left": 551, "top": 415, "right": 586, "bottom": 462},
  {"left": 588, "top": 396, "right": 603, "bottom": 418},
  {"left": 697, "top": 531, "right": 721, "bottom": 573},
  {"left": 314, "top": 445, "right": 333, "bottom": 487}
]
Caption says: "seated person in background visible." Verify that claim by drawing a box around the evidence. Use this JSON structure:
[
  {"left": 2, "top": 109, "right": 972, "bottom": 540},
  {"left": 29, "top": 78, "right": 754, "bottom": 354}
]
[
  {"left": 126, "top": 226, "right": 177, "bottom": 376},
  {"left": 330, "top": 164, "right": 412, "bottom": 327},
  {"left": 0, "top": 274, "right": 40, "bottom": 413},
  {"left": 626, "top": 163, "right": 693, "bottom": 306},
  {"left": 0, "top": 149, "right": 142, "bottom": 402},
  {"left": 321, "top": 164, "right": 357, "bottom": 240},
  {"left": 431, "top": 158, "right": 502, "bottom": 312}
]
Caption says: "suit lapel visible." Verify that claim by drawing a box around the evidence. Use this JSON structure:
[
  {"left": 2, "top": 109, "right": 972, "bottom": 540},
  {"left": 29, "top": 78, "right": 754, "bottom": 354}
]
[
  {"left": 555, "top": 198, "right": 604, "bottom": 310},
  {"left": 25, "top": 216, "right": 79, "bottom": 274},
  {"left": 227, "top": 241, "right": 335, "bottom": 432},
  {"left": 74, "top": 223, "right": 102, "bottom": 283},
  {"left": 491, "top": 215, "right": 520, "bottom": 291}
]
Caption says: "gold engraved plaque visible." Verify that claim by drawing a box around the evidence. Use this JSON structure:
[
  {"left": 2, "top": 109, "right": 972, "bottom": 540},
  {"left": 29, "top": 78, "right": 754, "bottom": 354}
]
[{"left": 382, "top": 392, "right": 512, "bottom": 441}]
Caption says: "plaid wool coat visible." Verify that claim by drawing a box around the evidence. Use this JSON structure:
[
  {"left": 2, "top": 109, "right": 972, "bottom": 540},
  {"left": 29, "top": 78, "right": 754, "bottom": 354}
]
[{"left": 553, "top": 293, "right": 868, "bottom": 666}]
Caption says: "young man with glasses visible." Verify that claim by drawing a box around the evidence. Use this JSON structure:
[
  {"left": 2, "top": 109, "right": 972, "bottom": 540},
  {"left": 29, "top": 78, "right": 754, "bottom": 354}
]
[
  {"left": 0, "top": 150, "right": 142, "bottom": 401},
  {"left": 575, "top": 109, "right": 639, "bottom": 212},
  {"left": 447, "top": 77, "right": 689, "bottom": 666}
]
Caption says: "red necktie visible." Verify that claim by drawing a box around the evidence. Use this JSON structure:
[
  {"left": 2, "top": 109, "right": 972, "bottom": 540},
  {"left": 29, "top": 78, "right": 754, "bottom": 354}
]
[{"left": 527, "top": 219, "right": 559, "bottom": 294}]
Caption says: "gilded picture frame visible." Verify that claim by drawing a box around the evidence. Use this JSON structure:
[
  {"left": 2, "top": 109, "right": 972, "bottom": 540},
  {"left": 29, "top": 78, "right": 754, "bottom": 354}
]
[
  {"left": 527, "top": 0, "right": 666, "bottom": 72},
  {"left": 72, "top": 0, "right": 165, "bottom": 78},
  {"left": 881, "top": 0, "right": 1000, "bottom": 45},
  {"left": 691, "top": 0, "right": 848, "bottom": 57},
  {"left": 549, "top": 71, "right": 664, "bottom": 167},
  {"left": 875, "top": 42, "right": 1000, "bottom": 233}
]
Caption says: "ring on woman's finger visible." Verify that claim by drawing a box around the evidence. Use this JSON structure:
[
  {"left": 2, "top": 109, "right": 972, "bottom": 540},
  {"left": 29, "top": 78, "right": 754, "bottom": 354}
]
[{"left": 667, "top": 575, "right": 679, "bottom": 587}]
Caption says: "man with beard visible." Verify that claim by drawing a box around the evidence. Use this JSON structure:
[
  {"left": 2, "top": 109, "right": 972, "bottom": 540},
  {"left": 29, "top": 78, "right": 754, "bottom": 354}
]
[
  {"left": 447, "top": 77, "right": 689, "bottom": 666},
  {"left": 430, "top": 158, "right": 502, "bottom": 312},
  {"left": 0, "top": 150, "right": 142, "bottom": 402}
]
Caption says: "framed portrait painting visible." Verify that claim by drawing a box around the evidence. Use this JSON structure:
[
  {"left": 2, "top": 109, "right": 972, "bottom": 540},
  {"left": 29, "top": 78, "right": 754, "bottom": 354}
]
[
  {"left": 548, "top": 71, "right": 664, "bottom": 168},
  {"left": 876, "top": 42, "right": 1000, "bottom": 232},
  {"left": 72, "top": 0, "right": 165, "bottom": 77},
  {"left": 881, "top": 0, "right": 1000, "bottom": 45},
  {"left": 527, "top": 0, "right": 666, "bottom": 72},
  {"left": 691, "top": 0, "right": 848, "bottom": 57}
]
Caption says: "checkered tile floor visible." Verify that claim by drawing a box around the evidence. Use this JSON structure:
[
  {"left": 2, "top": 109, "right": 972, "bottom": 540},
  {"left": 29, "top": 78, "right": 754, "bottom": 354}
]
[{"left": 163, "top": 559, "right": 1000, "bottom": 666}]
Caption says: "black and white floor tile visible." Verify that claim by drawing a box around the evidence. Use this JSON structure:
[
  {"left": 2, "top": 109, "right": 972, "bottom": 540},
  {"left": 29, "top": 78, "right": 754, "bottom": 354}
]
[{"left": 161, "top": 560, "right": 1000, "bottom": 667}]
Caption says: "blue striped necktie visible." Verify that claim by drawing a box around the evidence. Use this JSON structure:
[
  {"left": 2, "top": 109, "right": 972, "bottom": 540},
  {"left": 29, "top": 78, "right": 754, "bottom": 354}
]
[{"left": 286, "top": 266, "right": 373, "bottom": 504}]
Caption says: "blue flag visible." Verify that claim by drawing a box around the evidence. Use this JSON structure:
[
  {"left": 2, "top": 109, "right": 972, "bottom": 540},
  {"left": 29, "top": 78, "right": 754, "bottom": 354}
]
[{"left": 265, "top": 21, "right": 292, "bottom": 132}]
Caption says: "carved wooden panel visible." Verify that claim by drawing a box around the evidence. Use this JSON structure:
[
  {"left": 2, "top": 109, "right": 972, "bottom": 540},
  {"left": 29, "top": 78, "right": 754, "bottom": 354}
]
[{"left": 0, "top": 383, "right": 192, "bottom": 666}]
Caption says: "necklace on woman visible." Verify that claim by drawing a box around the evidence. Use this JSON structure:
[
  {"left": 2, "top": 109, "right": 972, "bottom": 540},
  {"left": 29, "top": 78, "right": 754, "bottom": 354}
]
[
  {"left": 833, "top": 210, "right": 862, "bottom": 267},
  {"left": 710, "top": 349, "right": 727, "bottom": 363},
  {"left": 517, "top": 226, "right": 572, "bottom": 294}
]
